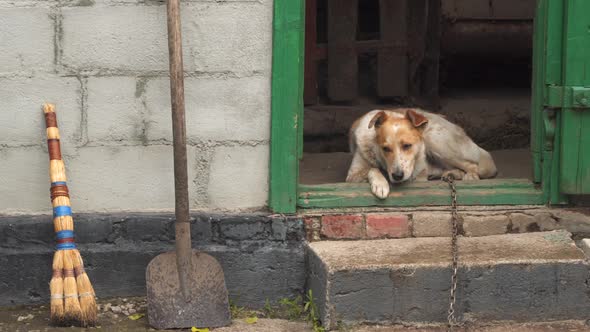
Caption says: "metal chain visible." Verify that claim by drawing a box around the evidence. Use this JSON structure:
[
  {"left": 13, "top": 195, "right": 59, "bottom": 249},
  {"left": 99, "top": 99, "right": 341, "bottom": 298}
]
[{"left": 442, "top": 175, "right": 459, "bottom": 332}]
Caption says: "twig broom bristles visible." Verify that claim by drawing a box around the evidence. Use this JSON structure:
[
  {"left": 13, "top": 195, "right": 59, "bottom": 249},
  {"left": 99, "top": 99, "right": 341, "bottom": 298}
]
[{"left": 43, "top": 103, "right": 97, "bottom": 327}]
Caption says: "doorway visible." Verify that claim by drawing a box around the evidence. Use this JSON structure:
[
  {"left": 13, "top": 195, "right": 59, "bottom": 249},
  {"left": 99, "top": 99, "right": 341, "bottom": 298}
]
[{"left": 300, "top": 0, "right": 536, "bottom": 185}]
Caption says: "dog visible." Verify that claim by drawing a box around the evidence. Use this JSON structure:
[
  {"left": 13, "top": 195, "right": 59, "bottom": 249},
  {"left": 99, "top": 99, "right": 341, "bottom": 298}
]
[{"left": 346, "top": 108, "right": 497, "bottom": 199}]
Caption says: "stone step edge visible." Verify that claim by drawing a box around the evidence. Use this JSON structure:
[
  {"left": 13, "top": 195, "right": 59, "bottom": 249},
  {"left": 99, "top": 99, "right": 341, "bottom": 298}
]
[{"left": 307, "top": 231, "right": 588, "bottom": 272}]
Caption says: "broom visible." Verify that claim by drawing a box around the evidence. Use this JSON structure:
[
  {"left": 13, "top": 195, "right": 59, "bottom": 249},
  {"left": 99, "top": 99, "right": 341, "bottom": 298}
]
[{"left": 43, "top": 103, "right": 97, "bottom": 327}]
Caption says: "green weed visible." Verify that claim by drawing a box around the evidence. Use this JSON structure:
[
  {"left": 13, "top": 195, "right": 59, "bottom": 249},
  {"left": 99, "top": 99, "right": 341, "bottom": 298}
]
[
  {"left": 304, "top": 289, "right": 325, "bottom": 332},
  {"left": 229, "top": 299, "right": 258, "bottom": 319}
]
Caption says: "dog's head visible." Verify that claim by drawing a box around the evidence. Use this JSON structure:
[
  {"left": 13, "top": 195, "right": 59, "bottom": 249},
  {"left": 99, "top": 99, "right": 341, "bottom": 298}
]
[{"left": 368, "top": 109, "right": 428, "bottom": 183}]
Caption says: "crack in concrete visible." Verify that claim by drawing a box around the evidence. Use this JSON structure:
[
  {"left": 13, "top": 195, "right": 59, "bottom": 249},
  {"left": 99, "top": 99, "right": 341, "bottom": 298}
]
[
  {"left": 50, "top": 5, "right": 63, "bottom": 71},
  {"left": 134, "top": 76, "right": 151, "bottom": 145},
  {"left": 76, "top": 75, "right": 89, "bottom": 146}
]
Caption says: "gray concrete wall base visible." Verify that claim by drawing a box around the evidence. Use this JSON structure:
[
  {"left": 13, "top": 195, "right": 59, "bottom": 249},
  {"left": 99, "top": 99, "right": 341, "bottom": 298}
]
[{"left": 0, "top": 213, "right": 305, "bottom": 308}]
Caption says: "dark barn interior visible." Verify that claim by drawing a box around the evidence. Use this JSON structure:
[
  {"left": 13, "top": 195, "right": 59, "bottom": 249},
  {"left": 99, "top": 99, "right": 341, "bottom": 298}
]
[{"left": 300, "top": 0, "right": 536, "bottom": 184}]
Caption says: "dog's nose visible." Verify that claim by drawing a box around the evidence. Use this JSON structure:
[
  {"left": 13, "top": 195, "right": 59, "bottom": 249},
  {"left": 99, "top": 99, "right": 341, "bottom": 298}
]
[{"left": 392, "top": 171, "right": 404, "bottom": 181}]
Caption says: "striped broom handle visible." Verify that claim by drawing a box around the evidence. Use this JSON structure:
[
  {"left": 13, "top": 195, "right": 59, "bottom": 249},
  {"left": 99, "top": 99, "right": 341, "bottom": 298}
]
[
  {"left": 44, "top": 105, "right": 75, "bottom": 251},
  {"left": 43, "top": 103, "right": 96, "bottom": 327}
]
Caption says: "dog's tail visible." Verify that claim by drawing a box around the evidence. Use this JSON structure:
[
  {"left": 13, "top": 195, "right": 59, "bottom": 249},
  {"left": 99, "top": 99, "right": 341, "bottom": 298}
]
[{"left": 478, "top": 148, "right": 498, "bottom": 179}]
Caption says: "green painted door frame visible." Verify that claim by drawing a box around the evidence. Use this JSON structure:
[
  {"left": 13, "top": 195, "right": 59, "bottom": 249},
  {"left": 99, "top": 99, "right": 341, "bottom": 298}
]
[
  {"left": 269, "top": 0, "right": 305, "bottom": 213},
  {"left": 558, "top": 0, "right": 590, "bottom": 194},
  {"left": 532, "top": 0, "right": 590, "bottom": 203},
  {"left": 269, "top": 0, "right": 585, "bottom": 213},
  {"left": 531, "top": 0, "right": 568, "bottom": 205}
]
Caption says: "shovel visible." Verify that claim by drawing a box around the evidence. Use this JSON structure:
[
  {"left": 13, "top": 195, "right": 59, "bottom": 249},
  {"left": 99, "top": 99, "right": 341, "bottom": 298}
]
[{"left": 146, "top": 0, "right": 231, "bottom": 329}]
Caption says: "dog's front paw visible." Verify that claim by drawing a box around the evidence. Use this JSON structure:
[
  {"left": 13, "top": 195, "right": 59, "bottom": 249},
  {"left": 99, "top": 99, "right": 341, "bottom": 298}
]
[
  {"left": 371, "top": 178, "right": 390, "bottom": 199},
  {"left": 442, "top": 169, "right": 465, "bottom": 180},
  {"left": 463, "top": 172, "right": 480, "bottom": 181},
  {"left": 427, "top": 174, "right": 442, "bottom": 181}
]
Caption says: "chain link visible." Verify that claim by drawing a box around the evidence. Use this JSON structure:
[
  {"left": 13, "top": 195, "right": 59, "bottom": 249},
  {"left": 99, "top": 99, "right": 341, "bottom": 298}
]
[{"left": 442, "top": 175, "right": 460, "bottom": 332}]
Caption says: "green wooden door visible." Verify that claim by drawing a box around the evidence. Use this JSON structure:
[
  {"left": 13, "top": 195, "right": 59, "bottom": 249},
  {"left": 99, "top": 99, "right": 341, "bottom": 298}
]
[
  {"left": 559, "top": 0, "right": 590, "bottom": 194},
  {"left": 532, "top": 0, "right": 590, "bottom": 202}
]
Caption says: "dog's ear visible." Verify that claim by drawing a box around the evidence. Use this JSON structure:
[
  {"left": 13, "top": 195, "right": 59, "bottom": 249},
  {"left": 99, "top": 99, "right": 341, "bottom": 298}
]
[
  {"left": 406, "top": 109, "right": 428, "bottom": 128},
  {"left": 368, "top": 111, "right": 387, "bottom": 129}
]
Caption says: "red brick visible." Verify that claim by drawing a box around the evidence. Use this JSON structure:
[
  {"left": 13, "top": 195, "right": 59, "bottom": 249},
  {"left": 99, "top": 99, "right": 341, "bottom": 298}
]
[
  {"left": 366, "top": 214, "right": 410, "bottom": 238},
  {"left": 321, "top": 215, "right": 364, "bottom": 239}
]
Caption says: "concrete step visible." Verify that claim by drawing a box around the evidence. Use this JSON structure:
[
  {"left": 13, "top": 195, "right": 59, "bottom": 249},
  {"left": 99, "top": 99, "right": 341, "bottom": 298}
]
[{"left": 307, "top": 231, "right": 590, "bottom": 330}]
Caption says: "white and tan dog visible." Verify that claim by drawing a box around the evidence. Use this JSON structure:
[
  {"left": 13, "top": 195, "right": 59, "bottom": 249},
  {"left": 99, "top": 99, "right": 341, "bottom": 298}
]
[{"left": 346, "top": 108, "right": 497, "bottom": 198}]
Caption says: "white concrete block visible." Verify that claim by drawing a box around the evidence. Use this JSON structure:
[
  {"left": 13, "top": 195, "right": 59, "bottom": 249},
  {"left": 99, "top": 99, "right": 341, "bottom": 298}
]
[
  {"left": 61, "top": 3, "right": 271, "bottom": 73},
  {"left": 463, "top": 214, "right": 510, "bottom": 237},
  {"left": 580, "top": 239, "right": 590, "bottom": 258},
  {"left": 83, "top": 0, "right": 264, "bottom": 4},
  {"left": 144, "top": 76, "right": 270, "bottom": 142},
  {"left": 61, "top": 6, "right": 169, "bottom": 72},
  {"left": 86, "top": 76, "right": 143, "bottom": 142},
  {"left": 0, "top": 76, "right": 81, "bottom": 146},
  {"left": 0, "top": 1, "right": 58, "bottom": 7},
  {"left": 208, "top": 144, "right": 268, "bottom": 209},
  {"left": 0, "top": 145, "right": 200, "bottom": 213},
  {"left": 182, "top": 3, "right": 272, "bottom": 73},
  {"left": 509, "top": 212, "right": 558, "bottom": 232},
  {"left": 0, "top": 147, "right": 52, "bottom": 214},
  {"left": 67, "top": 145, "right": 196, "bottom": 212},
  {"left": 412, "top": 212, "right": 452, "bottom": 237},
  {"left": 0, "top": 8, "right": 54, "bottom": 74}
]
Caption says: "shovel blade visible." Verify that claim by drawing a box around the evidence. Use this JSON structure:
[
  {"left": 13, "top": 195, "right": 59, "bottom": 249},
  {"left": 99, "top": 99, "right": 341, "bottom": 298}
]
[{"left": 146, "top": 250, "right": 231, "bottom": 329}]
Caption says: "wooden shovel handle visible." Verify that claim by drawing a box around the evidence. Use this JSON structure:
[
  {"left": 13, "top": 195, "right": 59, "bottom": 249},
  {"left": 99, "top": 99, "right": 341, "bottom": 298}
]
[{"left": 167, "top": 0, "right": 191, "bottom": 301}]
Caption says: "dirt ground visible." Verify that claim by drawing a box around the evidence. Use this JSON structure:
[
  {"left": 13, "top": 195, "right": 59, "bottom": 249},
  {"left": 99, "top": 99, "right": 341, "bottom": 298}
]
[
  {"left": 0, "top": 297, "right": 312, "bottom": 332},
  {"left": 2, "top": 297, "right": 590, "bottom": 332},
  {"left": 356, "top": 322, "right": 590, "bottom": 332}
]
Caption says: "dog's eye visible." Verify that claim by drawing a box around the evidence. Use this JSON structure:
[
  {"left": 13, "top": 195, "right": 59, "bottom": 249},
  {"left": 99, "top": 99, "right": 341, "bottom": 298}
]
[
  {"left": 402, "top": 143, "right": 412, "bottom": 151},
  {"left": 382, "top": 147, "right": 392, "bottom": 153}
]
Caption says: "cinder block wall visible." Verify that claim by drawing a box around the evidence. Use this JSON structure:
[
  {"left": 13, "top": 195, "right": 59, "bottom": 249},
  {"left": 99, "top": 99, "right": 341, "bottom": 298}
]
[{"left": 0, "top": 0, "right": 272, "bottom": 214}]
